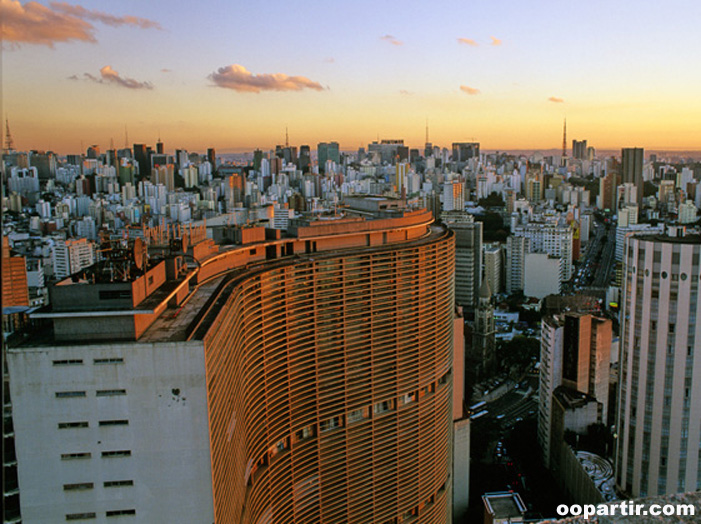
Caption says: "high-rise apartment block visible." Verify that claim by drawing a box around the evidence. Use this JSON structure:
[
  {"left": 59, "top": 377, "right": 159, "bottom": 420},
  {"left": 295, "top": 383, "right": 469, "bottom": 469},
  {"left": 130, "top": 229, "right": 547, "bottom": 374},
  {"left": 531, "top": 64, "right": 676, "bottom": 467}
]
[
  {"left": 443, "top": 180, "right": 464, "bottom": 212},
  {"left": 207, "top": 148, "right": 216, "bottom": 168},
  {"left": 616, "top": 227, "right": 701, "bottom": 497},
  {"left": 483, "top": 244, "right": 502, "bottom": 296},
  {"left": 526, "top": 174, "right": 544, "bottom": 203},
  {"left": 8, "top": 201, "right": 458, "bottom": 523},
  {"left": 539, "top": 314, "right": 612, "bottom": 468},
  {"left": 513, "top": 223, "right": 574, "bottom": 281},
  {"left": 317, "top": 141, "right": 340, "bottom": 172},
  {"left": 132, "top": 144, "right": 149, "bottom": 179},
  {"left": 617, "top": 182, "right": 638, "bottom": 209},
  {"left": 572, "top": 139, "right": 587, "bottom": 160},
  {"left": 506, "top": 235, "right": 527, "bottom": 295},
  {"left": 451, "top": 142, "right": 480, "bottom": 165},
  {"left": 621, "top": 148, "right": 644, "bottom": 207},
  {"left": 443, "top": 211, "right": 482, "bottom": 309},
  {"left": 51, "top": 238, "right": 95, "bottom": 279},
  {"left": 298, "top": 145, "right": 311, "bottom": 172},
  {"left": 679, "top": 201, "right": 698, "bottom": 224},
  {"left": 598, "top": 170, "right": 618, "bottom": 211}
]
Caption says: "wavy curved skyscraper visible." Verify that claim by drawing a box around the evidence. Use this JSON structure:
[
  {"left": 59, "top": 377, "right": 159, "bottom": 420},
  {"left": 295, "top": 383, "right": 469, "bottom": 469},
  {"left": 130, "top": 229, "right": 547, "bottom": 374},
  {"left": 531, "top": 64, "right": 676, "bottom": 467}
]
[{"left": 7, "top": 201, "right": 457, "bottom": 523}]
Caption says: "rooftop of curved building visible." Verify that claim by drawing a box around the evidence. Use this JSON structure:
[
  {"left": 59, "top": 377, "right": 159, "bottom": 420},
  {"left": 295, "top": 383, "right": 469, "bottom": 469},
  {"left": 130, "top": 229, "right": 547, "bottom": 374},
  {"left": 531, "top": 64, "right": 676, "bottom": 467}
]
[
  {"left": 16, "top": 204, "right": 451, "bottom": 347},
  {"left": 629, "top": 225, "right": 701, "bottom": 244}
]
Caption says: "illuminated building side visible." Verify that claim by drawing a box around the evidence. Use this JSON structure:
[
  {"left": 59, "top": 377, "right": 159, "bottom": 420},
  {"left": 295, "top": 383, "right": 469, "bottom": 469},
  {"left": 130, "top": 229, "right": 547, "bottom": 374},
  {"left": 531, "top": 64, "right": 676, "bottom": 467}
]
[{"left": 198, "top": 218, "right": 456, "bottom": 523}]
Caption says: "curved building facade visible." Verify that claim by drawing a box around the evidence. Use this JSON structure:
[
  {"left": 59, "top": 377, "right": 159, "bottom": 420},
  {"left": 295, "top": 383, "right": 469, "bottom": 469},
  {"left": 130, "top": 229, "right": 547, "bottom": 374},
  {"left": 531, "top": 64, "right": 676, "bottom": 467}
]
[
  {"left": 616, "top": 228, "right": 701, "bottom": 497},
  {"left": 200, "top": 224, "right": 455, "bottom": 523},
  {"left": 7, "top": 206, "right": 456, "bottom": 523}
]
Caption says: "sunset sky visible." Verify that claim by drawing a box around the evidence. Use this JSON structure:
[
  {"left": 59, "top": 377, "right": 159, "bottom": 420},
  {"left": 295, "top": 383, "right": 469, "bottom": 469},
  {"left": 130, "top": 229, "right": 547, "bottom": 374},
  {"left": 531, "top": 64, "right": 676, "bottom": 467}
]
[{"left": 3, "top": 0, "right": 701, "bottom": 154}]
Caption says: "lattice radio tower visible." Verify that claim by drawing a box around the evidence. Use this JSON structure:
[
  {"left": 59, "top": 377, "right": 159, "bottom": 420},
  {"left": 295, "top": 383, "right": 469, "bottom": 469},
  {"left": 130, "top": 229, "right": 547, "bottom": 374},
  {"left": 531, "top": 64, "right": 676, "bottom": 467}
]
[
  {"left": 561, "top": 118, "right": 567, "bottom": 158},
  {"left": 5, "top": 119, "right": 15, "bottom": 152}
]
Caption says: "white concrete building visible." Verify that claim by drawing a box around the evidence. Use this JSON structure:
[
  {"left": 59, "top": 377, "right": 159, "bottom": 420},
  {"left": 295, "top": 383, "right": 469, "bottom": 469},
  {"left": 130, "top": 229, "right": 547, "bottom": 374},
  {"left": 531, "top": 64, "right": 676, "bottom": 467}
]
[
  {"left": 615, "top": 223, "right": 664, "bottom": 262},
  {"left": 618, "top": 205, "right": 639, "bottom": 228},
  {"left": 513, "top": 223, "right": 573, "bottom": 281},
  {"left": 443, "top": 180, "right": 464, "bottom": 212},
  {"left": 678, "top": 200, "right": 697, "bottom": 224},
  {"left": 52, "top": 238, "right": 95, "bottom": 279},
  {"left": 524, "top": 253, "right": 561, "bottom": 299},
  {"left": 272, "top": 205, "right": 295, "bottom": 230},
  {"left": 483, "top": 245, "right": 502, "bottom": 296},
  {"left": 538, "top": 316, "right": 564, "bottom": 469},
  {"left": 615, "top": 228, "right": 701, "bottom": 497},
  {"left": 617, "top": 182, "right": 638, "bottom": 209},
  {"left": 7, "top": 342, "right": 215, "bottom": 523}
]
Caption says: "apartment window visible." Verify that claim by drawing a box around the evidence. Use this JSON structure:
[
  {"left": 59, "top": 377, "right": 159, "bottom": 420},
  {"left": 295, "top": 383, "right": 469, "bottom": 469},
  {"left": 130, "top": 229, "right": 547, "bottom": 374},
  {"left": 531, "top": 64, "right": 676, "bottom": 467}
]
[
  {"left": 58, "top": 421, "right": 89, "bottom": 429},
  {"left": 293, "top": 424, "right": 316, "bottom": 442},
  {"left": 418, "top": 383, "right": 435, "bottom": 399},
  {"left": 320, "top": 415, "right": 344, "bottom": 432},
  {"left": 64, "top": 483, "right": 94, "bottom": 491},
  {"left": 104, "top": 480, "right": 134, "bottom": 488},
  {"left": 66, "top": 512, "right": 96, "bottom": 520},
  {"left": 96, "top": 389, "right": 126, "bottom": 397},
  {"left": 61, "top": 452, "right": 91, "bottom": 460},
  {"left": 268, "top": 436, "right": 290, "bottom": 459},
  {"left": 56, "top": 391, "right": 86, "bottom": 398},
  {"left": 99, "top": 420, "right": 129, "bottom": 426},
  {"left": 374, "top": 399, "right": 396, "bottom": 415},
  {"left": 101, "top": 450, "right": 131, "bottom": 458},
  {"left": 401, "top": 507, "right": 418, "bottom": 521},
  {"left": 399, "top": 392, "right": 417, "bottom": 406},
  {"left": 438, "top": 371, "right": 451, "bottom": 386},
  {"left": 93, "top": 358, "right": 124, "bottom": 365},
  {"left": 106, "top": 509, "right": 136, "bottom": 517},
  {"left": 53, "top": 359, "right": 83, "bottom": 366},
  {"left": 347, "top": 407, "right": 371, "bottom": 423}
]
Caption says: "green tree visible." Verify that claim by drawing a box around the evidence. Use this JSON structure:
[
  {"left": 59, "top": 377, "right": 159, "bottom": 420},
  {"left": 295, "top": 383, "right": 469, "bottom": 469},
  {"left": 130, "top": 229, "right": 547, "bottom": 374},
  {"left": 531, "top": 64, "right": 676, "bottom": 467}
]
[
  {"left": 478, "top": 192, "right": 505, "bottom": 208},
  {"left": 499, "top": 336, "right": 539, "bottom": 371}
]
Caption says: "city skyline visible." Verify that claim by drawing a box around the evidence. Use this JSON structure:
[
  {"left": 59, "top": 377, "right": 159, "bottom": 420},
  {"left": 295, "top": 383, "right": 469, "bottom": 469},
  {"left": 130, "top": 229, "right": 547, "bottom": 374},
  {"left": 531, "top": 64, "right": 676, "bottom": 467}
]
[{"left": 4, "top": 0, "right": 701, "bottom": 154}]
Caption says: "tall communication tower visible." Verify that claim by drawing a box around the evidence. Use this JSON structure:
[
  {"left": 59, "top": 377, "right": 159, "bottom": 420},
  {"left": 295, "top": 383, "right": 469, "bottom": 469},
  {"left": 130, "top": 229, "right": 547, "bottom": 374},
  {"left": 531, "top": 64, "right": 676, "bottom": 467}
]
[
  {"left": 4, "top": 119, "right": 15, "bottom": 152},
  {"left": 562, "top": 118, "right": 567, "bottom": 158}
]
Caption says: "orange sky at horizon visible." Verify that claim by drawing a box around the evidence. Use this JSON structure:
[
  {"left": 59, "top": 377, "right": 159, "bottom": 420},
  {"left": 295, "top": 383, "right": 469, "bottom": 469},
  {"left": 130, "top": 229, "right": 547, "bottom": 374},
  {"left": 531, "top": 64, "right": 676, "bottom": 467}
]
[{"left": 4, "top": 0, "right": 701, "bottom": 157}]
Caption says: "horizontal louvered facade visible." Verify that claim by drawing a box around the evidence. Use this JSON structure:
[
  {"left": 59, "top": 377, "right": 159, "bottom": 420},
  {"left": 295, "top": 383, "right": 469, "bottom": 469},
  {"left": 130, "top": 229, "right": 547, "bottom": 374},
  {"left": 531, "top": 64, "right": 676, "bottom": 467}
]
[{"left": 203, "top": 227, "right": 455, "bottom": 523}]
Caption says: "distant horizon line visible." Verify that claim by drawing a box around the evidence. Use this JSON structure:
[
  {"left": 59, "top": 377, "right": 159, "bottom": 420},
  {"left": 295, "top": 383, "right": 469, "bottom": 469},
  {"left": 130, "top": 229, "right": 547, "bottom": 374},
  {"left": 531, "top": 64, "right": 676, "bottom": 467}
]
[{"left": 7, "top": 145, "right": 701, "bottom": 158}]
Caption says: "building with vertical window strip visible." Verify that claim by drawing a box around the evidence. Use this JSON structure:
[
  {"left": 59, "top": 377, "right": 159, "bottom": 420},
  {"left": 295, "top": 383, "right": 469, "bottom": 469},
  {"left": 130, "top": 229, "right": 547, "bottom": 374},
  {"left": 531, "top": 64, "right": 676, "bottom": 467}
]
[
  {"left": 7, "top": 200, "right": 457, "bottom": 523},
  {"left": 616, "top": 226, "right": 701, "bottom": 498}
]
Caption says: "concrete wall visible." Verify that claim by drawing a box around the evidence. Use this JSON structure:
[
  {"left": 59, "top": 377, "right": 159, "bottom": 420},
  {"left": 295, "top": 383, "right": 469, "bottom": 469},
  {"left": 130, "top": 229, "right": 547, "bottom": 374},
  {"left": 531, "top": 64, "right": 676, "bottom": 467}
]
[
  {"left": 453, "top": 418, "right": 471, "bottom": 521},
  {"left": 7, "top": 341, "right": 214, "bottom": 523},
  {"left": 525, "top": 253, "right": 561, "bottom": 299},
  {"left": 556, "top": 444, "right": 605, "bottom": 505}
]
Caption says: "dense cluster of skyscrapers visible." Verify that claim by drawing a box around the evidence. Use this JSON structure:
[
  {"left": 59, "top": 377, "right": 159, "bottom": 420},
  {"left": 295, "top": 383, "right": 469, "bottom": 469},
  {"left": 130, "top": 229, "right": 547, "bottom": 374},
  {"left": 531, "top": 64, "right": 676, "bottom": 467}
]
[{"left": 2, "top": 127, "right": 700, "bottom": 522}]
